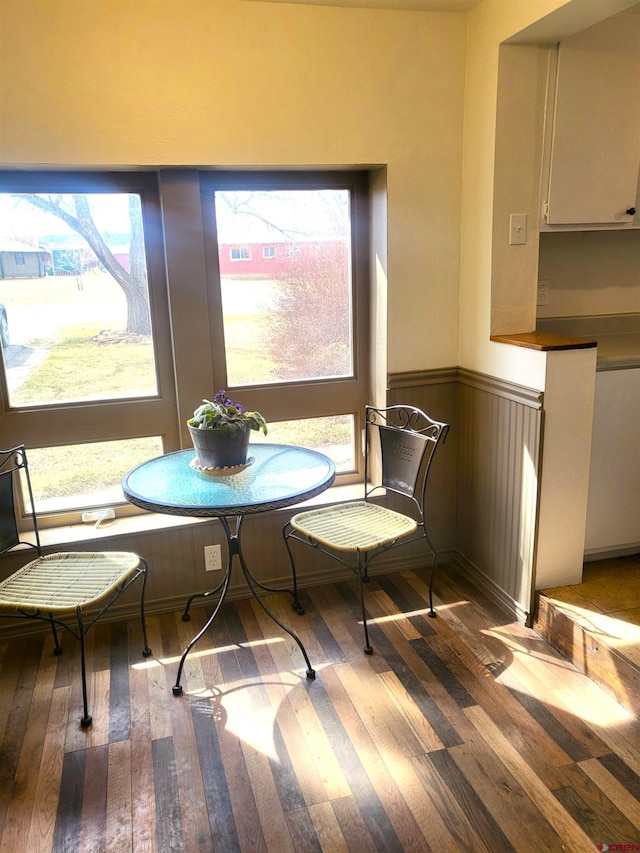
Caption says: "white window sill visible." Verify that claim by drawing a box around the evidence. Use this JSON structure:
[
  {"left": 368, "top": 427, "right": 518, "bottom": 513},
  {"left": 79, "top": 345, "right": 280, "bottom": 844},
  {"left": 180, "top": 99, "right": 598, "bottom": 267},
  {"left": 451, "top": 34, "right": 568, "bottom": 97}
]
[{"left": 27, "top": 482, "right": 368, "bottom": 550}]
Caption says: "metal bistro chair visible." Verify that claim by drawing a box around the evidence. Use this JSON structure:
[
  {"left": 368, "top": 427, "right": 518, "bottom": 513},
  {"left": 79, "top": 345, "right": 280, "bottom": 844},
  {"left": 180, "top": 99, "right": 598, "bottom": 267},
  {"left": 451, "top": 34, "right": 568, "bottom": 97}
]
[
  {"left": 283, "top": 405, "right": 449, "bottom": 654},
  {"left": 0, "top": 445, "right": 151, "bottom": 728}
]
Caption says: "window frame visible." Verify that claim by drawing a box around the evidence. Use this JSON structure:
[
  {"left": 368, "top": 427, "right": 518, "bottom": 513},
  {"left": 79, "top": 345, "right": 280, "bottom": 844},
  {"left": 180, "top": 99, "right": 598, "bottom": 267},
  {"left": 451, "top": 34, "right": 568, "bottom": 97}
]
[
  {"left": 0, "top": 167, "right": 372, "bottom": 523},
  {"left": 0, "top": 171, "right": 179, "bottom": 526},
  {"left": 230, "top": 246, "right": 251, "bottom": 261},
  {"left": 199, "top": 170, "right": 370, "bottom": 483}
]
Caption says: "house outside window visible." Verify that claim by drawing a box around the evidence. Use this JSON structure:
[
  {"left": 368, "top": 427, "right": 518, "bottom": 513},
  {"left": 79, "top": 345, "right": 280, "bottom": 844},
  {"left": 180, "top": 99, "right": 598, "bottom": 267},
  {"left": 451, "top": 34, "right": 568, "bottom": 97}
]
[
  {"left": 0, "top": 169, "right": 370, "bottom": 525},
  {"left": 263, "top": 246, "right": 276, "bottom": 259}
]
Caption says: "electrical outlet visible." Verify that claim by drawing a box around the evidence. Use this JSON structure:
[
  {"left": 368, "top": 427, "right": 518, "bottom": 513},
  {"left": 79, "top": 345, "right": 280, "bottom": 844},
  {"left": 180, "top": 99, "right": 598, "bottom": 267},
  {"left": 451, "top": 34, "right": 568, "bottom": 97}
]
[
  {"left": 537, "top": 280, "right": 549, "bottom": 306},
  {"left": 204, "top": 544, "right": 222, "bottom": 571}
]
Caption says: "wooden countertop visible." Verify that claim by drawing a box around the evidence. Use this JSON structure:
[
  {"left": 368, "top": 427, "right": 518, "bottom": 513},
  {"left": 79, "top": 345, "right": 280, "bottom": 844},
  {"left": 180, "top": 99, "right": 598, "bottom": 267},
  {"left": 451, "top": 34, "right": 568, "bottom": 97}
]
[{"left": 490, "top": 332, "right": 597, "bottom": 351}]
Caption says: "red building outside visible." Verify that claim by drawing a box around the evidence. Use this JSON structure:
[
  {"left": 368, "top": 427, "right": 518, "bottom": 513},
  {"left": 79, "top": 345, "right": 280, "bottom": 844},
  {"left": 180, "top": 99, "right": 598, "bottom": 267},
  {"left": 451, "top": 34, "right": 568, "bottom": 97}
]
[{"left": 217, "top": 240, "right": 346, "bottom": 277}]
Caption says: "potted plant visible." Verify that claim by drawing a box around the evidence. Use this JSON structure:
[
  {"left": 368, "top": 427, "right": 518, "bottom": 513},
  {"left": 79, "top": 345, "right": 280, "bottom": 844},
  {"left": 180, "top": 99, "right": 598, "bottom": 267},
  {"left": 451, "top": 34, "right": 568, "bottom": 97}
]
[{"left": 187, "top": 390, "right": 268, "bottom": 470}]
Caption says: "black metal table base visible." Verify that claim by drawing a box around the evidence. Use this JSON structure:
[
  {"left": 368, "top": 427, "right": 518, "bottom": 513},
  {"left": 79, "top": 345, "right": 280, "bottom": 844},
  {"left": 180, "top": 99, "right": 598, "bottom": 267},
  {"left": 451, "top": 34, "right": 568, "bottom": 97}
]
[{"left": 172, "top": 516, "right": 315, "bottom": 696}]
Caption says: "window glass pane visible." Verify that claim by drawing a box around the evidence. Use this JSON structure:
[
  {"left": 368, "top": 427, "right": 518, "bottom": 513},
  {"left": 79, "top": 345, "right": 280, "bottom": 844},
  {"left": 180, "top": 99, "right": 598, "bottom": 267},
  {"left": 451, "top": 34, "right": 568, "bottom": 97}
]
[
  {"left": 0, "top": 192, "right": 157, "bottom": 406},
  {"left": 250, "top": 415, "right": 354, "bottom": 472},
  {"left": 214, "top": 190, "right": 353, "bottom": 387},
  {"left": 22, "top": 437, "right": 164, "bottom": 514}
]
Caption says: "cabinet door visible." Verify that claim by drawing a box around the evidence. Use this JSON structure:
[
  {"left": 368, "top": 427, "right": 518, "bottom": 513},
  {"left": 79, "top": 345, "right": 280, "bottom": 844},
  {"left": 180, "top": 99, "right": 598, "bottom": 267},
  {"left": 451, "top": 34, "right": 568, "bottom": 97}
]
[
  {"left": 585, "top": 368, "right": 640, "bottom": 553},
  {"left": 545, "top": 11, "right": 640, "bottom": 226}
]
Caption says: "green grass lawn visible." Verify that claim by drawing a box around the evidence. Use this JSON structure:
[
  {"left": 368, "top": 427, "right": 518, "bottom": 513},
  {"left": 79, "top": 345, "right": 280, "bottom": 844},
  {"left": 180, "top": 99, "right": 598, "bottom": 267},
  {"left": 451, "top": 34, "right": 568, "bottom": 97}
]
[
  {"left": 27, "top": 438, "right": 164, "bottom": 504},
  {"left": 0, "top": 270, "right": 124, "bottom": 309},
  {"left": 223, "top": 311, "right": 279, "bottom": 386},
  {"left": 10, "top": 336, "right": 157, "bottom": 405}
]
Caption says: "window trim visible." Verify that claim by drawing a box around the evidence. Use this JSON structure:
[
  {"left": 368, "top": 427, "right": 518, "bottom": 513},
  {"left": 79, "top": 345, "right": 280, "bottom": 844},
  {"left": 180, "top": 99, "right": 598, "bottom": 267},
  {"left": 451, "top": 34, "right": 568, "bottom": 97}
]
[
  {"left": 230, "top": 246, "right": 251, "bottom": 261},
  {"left": 197, "top": 170, "right": 370, "bottom": 483}
]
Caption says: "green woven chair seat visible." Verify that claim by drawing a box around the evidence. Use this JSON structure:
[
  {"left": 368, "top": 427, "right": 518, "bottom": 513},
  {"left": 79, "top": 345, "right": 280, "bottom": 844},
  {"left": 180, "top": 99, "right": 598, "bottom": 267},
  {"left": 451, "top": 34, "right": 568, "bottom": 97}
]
[
  {"left": 290, "top": 501, "right": 417, "bottom": 553},
  {"left": 0, "top": 551, "right": 143, "bottom": 613}
]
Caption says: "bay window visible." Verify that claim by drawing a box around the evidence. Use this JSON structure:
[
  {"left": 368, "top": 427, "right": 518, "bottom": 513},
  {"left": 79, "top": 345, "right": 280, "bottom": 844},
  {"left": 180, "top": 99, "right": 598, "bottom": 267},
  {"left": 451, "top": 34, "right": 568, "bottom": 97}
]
[{"left": 0, "top": 169, "right": 370, "bottom": 526}]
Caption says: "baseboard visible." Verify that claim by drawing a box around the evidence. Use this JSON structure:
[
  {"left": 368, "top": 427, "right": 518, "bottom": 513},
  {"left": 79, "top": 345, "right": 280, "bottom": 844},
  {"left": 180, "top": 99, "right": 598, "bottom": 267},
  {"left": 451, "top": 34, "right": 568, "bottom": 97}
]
[
  {"left": 453, "top": 551, "right": 531, "bottom": 625},
  {"left": 584, "top": 544, "right": 640, "bottom": 562}
]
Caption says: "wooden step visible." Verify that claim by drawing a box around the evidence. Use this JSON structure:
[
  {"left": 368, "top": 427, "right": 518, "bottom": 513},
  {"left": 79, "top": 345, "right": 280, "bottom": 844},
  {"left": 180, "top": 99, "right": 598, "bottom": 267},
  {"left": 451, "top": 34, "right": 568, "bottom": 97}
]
[{"left": 534, "top": 590, "right": 640, "bottom": 718}]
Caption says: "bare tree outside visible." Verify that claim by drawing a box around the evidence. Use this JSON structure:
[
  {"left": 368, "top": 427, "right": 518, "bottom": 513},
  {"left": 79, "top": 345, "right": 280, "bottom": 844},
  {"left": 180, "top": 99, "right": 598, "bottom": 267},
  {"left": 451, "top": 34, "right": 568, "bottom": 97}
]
[
  {"left": 12, "top": 189, "right": 351, "bottom": 360},
  {"left": 267, "top": 240, "right": 351, "bottom": 381},
  {"left": 0, "top": 191, "right": 158, "bottom": 407},
  {"left": 11, "top": 193, "right": 151, "bottom": 335}
]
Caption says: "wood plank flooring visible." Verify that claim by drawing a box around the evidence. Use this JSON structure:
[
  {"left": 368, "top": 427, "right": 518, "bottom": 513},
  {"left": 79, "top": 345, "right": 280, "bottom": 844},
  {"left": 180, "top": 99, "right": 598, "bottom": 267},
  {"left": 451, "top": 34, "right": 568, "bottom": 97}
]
[{"left": 1, "top": 562, "right": 640, "bottom": 852}]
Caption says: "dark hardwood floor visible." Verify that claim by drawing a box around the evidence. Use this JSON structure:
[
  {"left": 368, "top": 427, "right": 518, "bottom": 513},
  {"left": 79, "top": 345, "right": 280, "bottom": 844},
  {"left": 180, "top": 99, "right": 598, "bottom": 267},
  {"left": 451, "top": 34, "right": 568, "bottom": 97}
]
[{"left": 1, "top": 562, "right": 640, "bottom": 852}]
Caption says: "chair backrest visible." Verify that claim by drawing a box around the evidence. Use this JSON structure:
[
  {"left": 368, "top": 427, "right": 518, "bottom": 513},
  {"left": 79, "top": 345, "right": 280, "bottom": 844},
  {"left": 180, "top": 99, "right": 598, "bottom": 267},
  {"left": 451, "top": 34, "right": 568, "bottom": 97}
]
[
  {"left": 0, "top": 445, "right": 40, "bottom": 556},
  {"left": 364, "top": 405, "right": 449, "bottom": 520}
]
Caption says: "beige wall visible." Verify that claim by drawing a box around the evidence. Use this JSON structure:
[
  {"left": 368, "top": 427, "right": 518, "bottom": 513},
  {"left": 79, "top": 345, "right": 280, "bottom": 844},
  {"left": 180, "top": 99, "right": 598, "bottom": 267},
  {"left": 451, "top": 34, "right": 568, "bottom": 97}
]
[{"left": 0, "top": 0, "right": 467, "bottom": 374}]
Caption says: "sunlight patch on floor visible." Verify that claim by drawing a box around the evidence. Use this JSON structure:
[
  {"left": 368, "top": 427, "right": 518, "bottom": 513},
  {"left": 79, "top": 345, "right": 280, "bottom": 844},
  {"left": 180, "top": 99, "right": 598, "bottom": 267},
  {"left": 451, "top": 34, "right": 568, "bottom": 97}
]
[
  {"left": 131, "top": 635, "right": 286, "bottom": 669},
  {"left": 483, "top": 624, "right": 634, "bottom": 726},
  {"left": 365, "top": 605, "right": 433, "bottom": 625}
]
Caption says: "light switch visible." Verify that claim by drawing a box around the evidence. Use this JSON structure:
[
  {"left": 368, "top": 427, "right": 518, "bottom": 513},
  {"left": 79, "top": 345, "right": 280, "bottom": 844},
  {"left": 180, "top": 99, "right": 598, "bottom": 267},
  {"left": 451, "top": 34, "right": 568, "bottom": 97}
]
[{"left": 509, "top": 213, "right": 527, "bottom": 246}]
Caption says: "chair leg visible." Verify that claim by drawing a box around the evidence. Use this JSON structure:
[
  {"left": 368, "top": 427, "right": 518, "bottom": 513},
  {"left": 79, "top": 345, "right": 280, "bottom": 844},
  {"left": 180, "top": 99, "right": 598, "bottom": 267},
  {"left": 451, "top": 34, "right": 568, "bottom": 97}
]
[
  {"left": 76, "top": 608, "right": 92, "bottom": 728},
  {"left": 358, "top": 556, "right": 373, "bottom": 655},
  {"left": 282, "top": 522, "right": 304, "bottom": 614},
  {"left": 48, "top": 613, "right": 63, "bottom": 655},
  {"left": 424, "top": 530, "right": 437, "bottom": 618},
  {"left": 139, "top": 560, "right": 152, "bottom": 657},
  {"left": 362, "top": 552, "right": 372, "bottom": 583}
]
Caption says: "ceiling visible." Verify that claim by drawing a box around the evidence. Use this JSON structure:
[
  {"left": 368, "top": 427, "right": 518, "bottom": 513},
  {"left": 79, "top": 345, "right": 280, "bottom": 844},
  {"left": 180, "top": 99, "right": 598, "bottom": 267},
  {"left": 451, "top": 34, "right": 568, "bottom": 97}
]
[{"left": 249, "top": 0, "right": 482, "bottom": 11}]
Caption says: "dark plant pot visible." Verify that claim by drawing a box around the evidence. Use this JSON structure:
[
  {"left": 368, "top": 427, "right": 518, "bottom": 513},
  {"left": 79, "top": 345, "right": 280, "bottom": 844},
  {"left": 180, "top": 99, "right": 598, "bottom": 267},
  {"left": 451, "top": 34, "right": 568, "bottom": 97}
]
[{"left": 188, "top": 424, "right": 251, "bottom": 469}]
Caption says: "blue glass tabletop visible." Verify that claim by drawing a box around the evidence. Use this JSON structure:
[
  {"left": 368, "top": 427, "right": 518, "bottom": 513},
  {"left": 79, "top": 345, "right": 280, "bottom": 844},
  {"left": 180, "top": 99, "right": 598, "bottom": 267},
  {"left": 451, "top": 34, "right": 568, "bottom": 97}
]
[{"left": 122, "top": 444, "right": 336, "bottom": 517}]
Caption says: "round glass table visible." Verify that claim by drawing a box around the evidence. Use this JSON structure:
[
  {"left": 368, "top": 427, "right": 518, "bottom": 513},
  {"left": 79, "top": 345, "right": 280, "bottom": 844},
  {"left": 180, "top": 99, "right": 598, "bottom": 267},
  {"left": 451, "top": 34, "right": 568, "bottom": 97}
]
[{"left": 122, "top": 443, "right": 335, "bottom": 694}]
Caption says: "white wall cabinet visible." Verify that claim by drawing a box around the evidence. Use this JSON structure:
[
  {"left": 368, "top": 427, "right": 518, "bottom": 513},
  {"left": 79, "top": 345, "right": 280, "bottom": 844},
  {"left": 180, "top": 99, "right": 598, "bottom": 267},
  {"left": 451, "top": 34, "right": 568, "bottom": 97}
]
[{"left": 542, "top": 9, "right": 640, "bottom": 229}]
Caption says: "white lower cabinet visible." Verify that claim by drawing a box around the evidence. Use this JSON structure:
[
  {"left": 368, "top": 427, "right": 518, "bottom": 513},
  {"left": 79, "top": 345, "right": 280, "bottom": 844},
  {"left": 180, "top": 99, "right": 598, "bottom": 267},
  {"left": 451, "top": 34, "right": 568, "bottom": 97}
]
[{"left": 585, "top": 367, "right": 640, "bottom": 554}]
